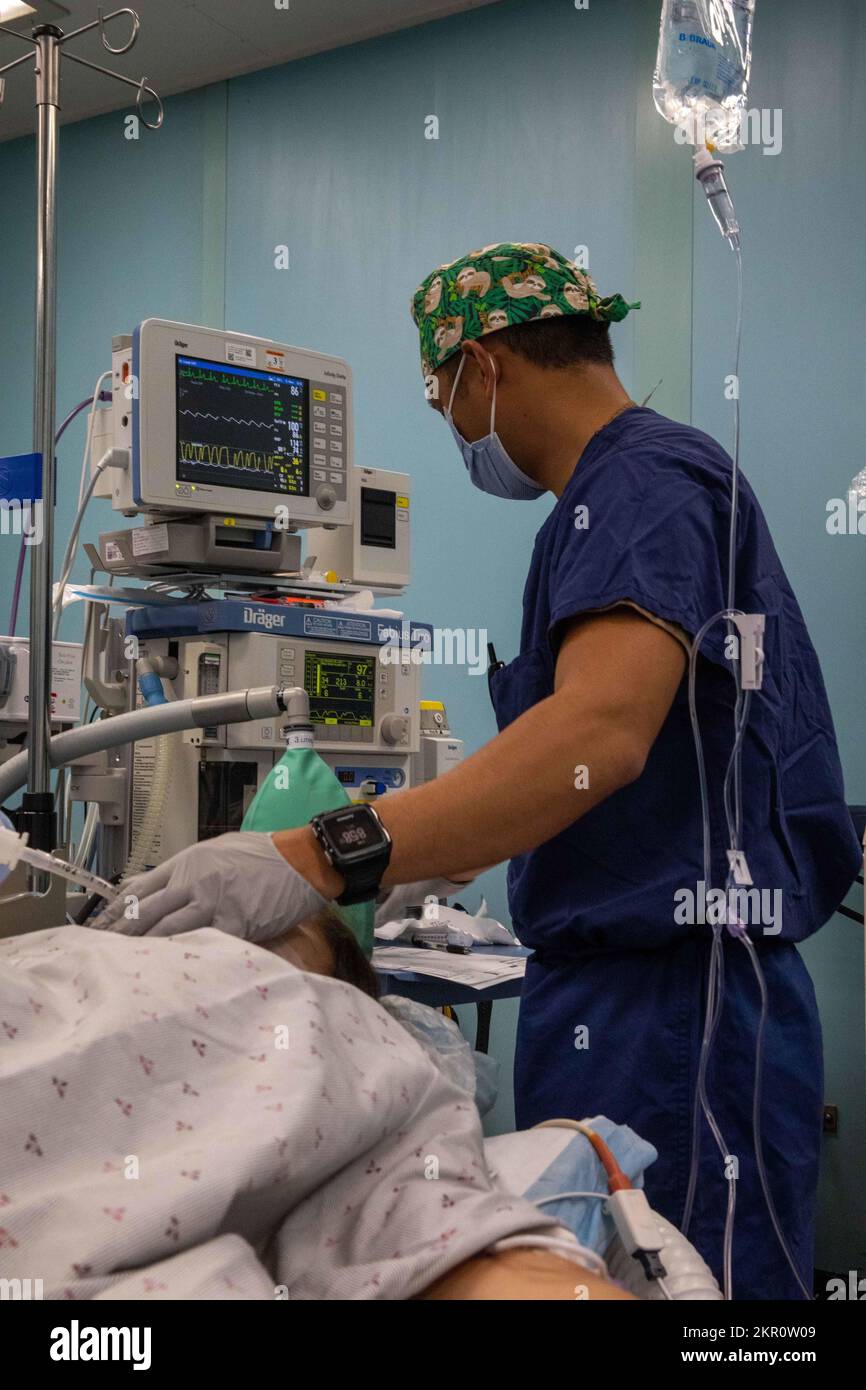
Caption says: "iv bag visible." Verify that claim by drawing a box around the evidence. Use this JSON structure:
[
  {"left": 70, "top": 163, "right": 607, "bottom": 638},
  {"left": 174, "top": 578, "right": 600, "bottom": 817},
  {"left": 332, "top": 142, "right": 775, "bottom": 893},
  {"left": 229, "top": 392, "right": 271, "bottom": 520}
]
[{"left": 653, "top": 0, "right": 756, "bottom": 152}]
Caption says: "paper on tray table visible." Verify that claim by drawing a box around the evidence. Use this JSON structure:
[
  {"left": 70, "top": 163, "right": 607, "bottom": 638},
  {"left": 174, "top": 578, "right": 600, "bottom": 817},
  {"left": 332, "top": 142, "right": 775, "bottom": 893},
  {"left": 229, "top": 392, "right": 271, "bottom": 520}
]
[{"left": 373, "top": 945, "right": 526, "bottom": 989}]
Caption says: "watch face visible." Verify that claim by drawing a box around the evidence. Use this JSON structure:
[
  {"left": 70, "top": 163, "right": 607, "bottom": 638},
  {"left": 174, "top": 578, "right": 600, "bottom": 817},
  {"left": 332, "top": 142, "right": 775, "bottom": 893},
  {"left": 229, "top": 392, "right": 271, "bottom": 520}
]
[{"left": 326, "top": 808, "right": 387, "bottom": 860}]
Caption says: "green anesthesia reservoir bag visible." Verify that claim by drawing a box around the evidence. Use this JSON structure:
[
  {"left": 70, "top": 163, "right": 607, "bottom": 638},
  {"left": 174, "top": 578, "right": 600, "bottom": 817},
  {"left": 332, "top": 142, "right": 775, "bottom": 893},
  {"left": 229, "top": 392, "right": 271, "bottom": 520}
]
[{"left": 241, "top": 729, "right": 375, "bottom": 957}]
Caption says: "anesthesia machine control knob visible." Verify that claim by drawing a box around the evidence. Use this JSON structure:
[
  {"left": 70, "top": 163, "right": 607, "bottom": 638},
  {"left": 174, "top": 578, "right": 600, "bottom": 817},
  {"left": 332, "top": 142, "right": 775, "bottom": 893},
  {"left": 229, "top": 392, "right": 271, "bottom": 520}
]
[
  {"left": 381, "top": 714, "right": 409, "bottom": 746},
  {"left": 315, "top": 484, "right": 337, "bottom": 511}
]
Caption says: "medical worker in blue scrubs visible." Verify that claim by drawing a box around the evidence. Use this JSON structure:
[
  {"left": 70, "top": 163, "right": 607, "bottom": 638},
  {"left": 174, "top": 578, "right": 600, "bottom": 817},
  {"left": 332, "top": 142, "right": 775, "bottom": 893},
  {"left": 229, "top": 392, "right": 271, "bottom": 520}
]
[
  {"left": 99, "top": 241, "right": 861, "bottom": 1300},
  {"left": 400, "top": 241, "right": 861, "bottom": 1301},
  {"left": 395, "top": 240, "right": 859, "bottom": 1299}
]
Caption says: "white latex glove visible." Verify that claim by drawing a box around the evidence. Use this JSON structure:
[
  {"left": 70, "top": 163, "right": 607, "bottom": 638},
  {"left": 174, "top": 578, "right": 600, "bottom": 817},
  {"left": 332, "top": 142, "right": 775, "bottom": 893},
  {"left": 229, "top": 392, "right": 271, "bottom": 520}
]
[{"left": 88, "top": 831, "right": 327, "bottom": 943}]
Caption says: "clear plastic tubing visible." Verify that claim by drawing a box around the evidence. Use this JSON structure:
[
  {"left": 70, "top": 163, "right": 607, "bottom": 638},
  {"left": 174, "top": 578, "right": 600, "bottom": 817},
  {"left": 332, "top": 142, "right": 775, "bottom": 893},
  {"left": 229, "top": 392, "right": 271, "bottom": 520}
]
[
  {"left": 0, "top": 812, "right": 118, "bottom": 901},
  {"left": 17, "top": 844, "right": 119, "bottom": 902}
]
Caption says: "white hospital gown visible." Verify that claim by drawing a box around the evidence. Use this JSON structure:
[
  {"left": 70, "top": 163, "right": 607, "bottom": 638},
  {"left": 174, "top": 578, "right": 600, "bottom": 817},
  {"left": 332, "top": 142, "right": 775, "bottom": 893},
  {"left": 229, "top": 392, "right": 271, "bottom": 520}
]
[{"left": 0, "top": 926, "right": 583, "bottom": 1299}]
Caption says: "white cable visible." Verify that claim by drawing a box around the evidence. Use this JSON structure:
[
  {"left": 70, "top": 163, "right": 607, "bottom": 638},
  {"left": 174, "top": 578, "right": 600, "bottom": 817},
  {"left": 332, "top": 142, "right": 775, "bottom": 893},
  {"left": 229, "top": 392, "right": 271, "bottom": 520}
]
[
  {"left": 534, "top": 1117, "right": 597, "bottom": 1139},
  {"left": 51, "top": 372, "right": 109, "bottom": 829},
  {"left": 532, "top": 1191, "right": 608, "bottom": 1207},
  {"left": 52, "top": 369, "right": 112, "bottom": 639},
  {"left": 488, "top": 1232, "right": 608, "bottom": 1279},
  {"left": 72, "top": 800, "right": 100, "bottom": 870},
  {"left": 53, "top": 458, "right": 112, "bottom": 639},
  {"left": 77, "top": 370, "right": 112, "bottom": 510}
]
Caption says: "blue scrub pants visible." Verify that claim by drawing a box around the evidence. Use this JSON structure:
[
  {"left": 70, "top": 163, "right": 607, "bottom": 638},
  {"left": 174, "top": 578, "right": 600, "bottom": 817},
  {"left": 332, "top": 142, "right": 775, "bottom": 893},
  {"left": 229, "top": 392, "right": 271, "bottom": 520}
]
[{"left": 514, "top": 936, "right": 822, "bottom": 1300}]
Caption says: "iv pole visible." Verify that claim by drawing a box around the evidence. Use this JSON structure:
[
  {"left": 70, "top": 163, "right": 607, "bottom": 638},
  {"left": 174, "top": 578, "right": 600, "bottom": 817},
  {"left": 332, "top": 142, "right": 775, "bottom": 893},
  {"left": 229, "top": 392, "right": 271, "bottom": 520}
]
[{"left": 0, "top": 7, "right": 162, "bottom": 884}]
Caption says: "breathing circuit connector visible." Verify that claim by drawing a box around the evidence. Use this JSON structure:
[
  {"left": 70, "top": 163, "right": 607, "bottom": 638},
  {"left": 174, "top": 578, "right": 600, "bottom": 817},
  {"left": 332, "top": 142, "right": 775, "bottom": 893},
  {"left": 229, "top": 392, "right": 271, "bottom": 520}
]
[
  {"left": 694, "top": 147, "right": 741, "bottom": 249},
  {"left": 0, "top": 821, "right": 119, "bottom": 901}
]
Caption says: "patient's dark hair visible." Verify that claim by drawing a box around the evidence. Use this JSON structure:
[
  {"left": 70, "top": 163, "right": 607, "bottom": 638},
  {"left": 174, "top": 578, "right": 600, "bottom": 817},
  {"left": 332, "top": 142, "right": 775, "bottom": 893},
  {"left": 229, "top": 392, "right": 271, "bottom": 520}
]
[{"left": 318, "top": 911, "right": 380, "bottom": 1000}]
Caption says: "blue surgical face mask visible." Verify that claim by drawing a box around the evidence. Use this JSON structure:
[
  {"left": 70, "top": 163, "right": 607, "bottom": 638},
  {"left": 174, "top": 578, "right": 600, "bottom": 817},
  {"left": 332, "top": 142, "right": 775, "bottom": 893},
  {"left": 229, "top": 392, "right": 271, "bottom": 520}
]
[{"left": 444, "top": 352, "right": 544, "bottom": 501}]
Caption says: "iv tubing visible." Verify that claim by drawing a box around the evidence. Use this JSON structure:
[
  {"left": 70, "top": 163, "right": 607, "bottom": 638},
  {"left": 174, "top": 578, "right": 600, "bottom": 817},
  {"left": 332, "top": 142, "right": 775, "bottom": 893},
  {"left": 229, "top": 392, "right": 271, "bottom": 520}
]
[
  {"left": 681, "top": 229, "right": 747, "bottom": 1300},
  {"left": 740, "top": 931, "right": 814, "bottom": 1301}
]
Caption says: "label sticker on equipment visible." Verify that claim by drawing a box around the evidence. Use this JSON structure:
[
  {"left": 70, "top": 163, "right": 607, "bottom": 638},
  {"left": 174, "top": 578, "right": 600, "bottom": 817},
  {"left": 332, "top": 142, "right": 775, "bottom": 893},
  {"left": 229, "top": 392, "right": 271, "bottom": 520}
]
[
  {"left": 265, "top": 351, "right": 285, "bottom": 371},
  {"left": 104, "top": 540, "right": 123, "bottom": 563},
  {"left": 131, "top": 524, "right": 169, "bottom": 557},
  {"left": 303, "top": 614, "right": 372, "bottom": 641},
  {"left": 226, "top": 341, "right": 256, "bottom": 365}
]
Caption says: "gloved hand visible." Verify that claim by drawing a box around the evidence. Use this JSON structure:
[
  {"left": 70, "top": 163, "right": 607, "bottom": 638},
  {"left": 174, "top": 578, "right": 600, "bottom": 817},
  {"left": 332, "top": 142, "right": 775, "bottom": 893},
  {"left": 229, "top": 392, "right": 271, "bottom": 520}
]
[{"left": 88, "top": 831, "right": 327, "bottom": 943}]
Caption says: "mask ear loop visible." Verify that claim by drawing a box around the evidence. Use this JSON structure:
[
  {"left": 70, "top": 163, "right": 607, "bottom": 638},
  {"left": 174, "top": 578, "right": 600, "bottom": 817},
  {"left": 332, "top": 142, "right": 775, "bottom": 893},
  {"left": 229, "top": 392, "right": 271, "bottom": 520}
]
[
  {"left": 446, "top": 349, "right": 499, "bottom": 429},
  {"left": 445, "top": 355, "right": 465, "bottom": 421},
  {"left": 484, "top": 350, "right": 499, "bottom": 435}
]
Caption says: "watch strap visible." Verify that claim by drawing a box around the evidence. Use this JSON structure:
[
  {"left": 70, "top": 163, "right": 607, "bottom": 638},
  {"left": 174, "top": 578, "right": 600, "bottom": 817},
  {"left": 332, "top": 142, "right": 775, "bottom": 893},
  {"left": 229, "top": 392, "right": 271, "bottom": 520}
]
[{"left": 310, "top": 806, "right": 392, "bottom": 907}]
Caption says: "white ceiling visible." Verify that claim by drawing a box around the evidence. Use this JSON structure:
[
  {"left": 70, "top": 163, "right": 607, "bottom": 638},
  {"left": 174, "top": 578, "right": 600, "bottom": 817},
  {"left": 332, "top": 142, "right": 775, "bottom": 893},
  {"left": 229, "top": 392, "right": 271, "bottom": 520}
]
[{"left": 0, "top": 0, "right": 502, "bottom": 141}]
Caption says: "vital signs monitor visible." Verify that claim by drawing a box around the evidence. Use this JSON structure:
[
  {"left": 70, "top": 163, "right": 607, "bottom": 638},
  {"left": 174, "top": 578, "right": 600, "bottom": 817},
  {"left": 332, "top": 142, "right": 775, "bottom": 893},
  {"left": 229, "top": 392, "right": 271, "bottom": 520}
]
[{"left": 110, "top": 319, "right": 352, "bottom": 527}]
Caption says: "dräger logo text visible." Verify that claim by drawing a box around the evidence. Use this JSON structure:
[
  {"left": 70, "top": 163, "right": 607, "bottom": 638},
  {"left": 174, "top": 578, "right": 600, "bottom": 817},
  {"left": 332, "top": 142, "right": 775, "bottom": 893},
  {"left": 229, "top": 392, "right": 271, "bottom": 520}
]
[
  {"left": 243, "top": 607, "right": 285, "bottom": 630},
  {"left": 50, "top": 1320, "right": 152, "bottom": 1370}
]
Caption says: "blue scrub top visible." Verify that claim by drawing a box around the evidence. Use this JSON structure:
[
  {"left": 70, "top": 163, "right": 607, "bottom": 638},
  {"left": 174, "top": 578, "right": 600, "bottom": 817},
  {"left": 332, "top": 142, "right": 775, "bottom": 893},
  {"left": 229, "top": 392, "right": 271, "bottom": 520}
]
[{"left": 490, "top": 406, "right": 860, "bottom": 952}]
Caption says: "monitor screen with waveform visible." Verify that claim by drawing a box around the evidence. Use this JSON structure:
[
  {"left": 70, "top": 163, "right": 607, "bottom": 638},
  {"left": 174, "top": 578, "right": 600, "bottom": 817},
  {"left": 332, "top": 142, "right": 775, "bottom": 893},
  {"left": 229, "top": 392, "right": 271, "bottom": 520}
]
[
  {"left": 175, "top": 355, "right": 309, "bottom": 497},
  {"left": 304, "top": 650, "right": 375, "bottom": 727}
]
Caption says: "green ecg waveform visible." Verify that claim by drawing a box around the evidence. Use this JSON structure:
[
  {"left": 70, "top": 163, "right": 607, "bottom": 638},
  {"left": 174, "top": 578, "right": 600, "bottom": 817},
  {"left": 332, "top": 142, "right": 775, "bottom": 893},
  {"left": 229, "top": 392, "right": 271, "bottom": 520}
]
[
  {"left": 179, "top": 366, "right": 273, "bottom": 392},
  {"left": 179, "top": 441, "right": 295, "bottom": 472}
]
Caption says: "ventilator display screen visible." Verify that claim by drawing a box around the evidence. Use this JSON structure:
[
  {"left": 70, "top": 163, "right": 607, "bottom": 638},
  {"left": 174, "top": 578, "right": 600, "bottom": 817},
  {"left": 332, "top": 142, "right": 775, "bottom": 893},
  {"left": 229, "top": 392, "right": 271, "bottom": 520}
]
[
  {"left": 304, "top": 650, "right": 375, "bottom": 727},
  {"left": 175, "top": 354, "right": 309, "bottom": 496}
]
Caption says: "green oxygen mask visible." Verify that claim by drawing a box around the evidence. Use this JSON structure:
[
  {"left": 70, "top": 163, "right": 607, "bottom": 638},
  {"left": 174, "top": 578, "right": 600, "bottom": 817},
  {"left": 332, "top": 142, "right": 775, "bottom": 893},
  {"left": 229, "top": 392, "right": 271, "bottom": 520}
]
[{"left": 241, "top": 694, "right": 375, "bottom": 957}]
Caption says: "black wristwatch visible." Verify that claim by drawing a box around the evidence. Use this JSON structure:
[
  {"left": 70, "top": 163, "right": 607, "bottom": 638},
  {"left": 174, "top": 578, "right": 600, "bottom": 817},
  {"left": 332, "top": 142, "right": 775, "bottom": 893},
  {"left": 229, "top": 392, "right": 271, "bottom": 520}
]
[{"left": 310, "top": 804, "right": 393, "bottom": 907}]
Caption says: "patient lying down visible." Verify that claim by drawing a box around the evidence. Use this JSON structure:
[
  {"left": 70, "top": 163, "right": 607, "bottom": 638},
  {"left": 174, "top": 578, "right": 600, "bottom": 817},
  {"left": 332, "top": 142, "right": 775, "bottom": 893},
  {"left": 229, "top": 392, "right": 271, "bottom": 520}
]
[
  {"left": 0, "top": 911, "right": 630, "bottom": 1301},
  {"left": 268, "top": 911, "right": 631, "bottom": 1300}
]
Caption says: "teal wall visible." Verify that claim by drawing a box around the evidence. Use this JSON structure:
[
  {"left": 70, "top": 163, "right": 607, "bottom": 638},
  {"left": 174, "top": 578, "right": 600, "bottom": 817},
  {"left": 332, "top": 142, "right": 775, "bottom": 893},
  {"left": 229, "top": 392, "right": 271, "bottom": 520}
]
[{"left": 0, "top": 0, "right": 863, "bottom": 1274}]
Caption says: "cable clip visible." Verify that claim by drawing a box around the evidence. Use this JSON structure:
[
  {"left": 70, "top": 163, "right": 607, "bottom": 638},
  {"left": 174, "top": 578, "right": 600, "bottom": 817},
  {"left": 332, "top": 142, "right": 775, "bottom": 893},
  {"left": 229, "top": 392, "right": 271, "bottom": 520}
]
[
  {"left": 730, "top": 613, "right": 765, "bottom": 690},
  {"left": 726, "top": 849, "right": 753, "bottom": 885}
]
